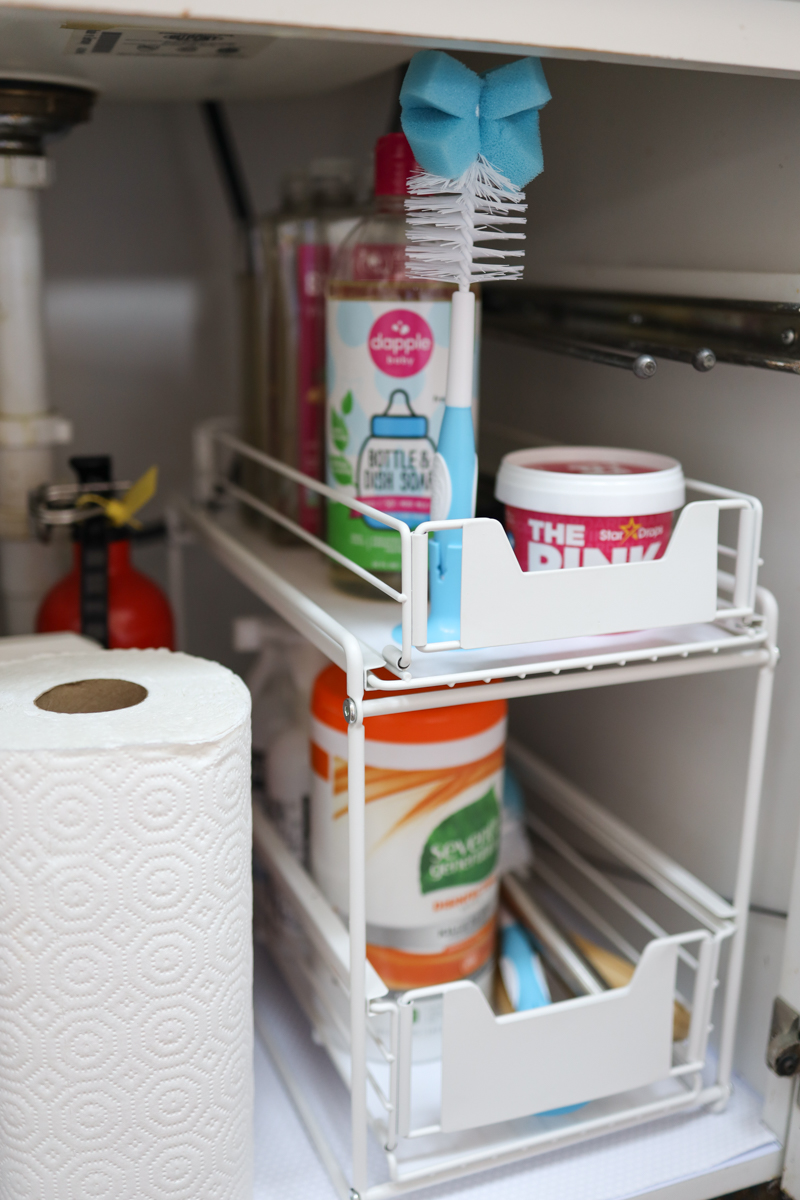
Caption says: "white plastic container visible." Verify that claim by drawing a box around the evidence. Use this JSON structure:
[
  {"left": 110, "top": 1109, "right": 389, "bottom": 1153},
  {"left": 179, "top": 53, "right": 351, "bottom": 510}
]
[
  {"left": 495, "top": 445, "right": 685, "bottom": 572},
  {"left": 310, "top": 664, "right": 506, "bottom": 992}
]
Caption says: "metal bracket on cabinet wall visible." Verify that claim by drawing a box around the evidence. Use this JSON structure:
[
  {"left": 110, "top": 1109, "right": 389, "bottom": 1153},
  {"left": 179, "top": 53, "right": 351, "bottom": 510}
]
[
  {"left": 767, "top": 997, "right": 800, "bottom": 1078},
  {"left": 482, "top": 286, "right": 800, "bottom": 376}
]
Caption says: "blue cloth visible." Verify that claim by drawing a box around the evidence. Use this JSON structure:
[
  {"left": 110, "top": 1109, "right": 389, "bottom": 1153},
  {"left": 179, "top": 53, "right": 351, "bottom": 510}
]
[
  {"left": 503, "top": 767, "right": 525, "bottom": 817},
  {"left": 501, "top": 922, "right": 588, "bottom": 1115},
  {"left": 400, "top": 51, "right": 550, "bottom": 186}
]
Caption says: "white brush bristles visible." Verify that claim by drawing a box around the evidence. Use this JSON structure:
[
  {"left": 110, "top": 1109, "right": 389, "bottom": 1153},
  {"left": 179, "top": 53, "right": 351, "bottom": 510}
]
[{"left": 405, "top": 156, "right": 527, "bottom": 288}]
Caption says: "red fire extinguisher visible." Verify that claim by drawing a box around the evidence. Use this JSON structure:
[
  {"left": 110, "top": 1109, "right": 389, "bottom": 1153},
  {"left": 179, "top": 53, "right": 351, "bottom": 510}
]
[{"left": 36, "top": 456, "right": 174, "bottom": 650}]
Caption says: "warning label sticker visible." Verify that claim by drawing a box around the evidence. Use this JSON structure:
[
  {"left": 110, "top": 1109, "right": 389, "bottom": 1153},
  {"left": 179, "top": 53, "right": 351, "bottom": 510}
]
[{"left": 64, "top": 28, "right": 269, "bottom": 58}]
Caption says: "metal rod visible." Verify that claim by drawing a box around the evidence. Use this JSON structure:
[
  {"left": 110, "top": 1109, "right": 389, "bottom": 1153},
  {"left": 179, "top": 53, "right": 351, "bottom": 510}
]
[
  {"left": 225, "top": 477, "right": 405, "bottom": 603},
  {"left": 252, "top": 803, "right": 386, "bottom": 1000},
  {"left": 484, "top": 327, "right": 656, "bottom": 376},
  {"left": 687, "top": 935, "right": 721, "bottom": 1068},
  {"left": 181, "top": 500, "right": 367, "bottom": 701},
  {"left": 254, "top": 1009, "right": 352, "bottom": 1200},
  {"left": 369, "top": 631, "right": 768, "bottom": 694},
  {"left": 372, "top": 1002, "right": 400, "bottom": 1151},
  {"left": 510, "top": 741, "right": 735, "bottom": 927},
  {"left": 530, "top": 855, "right": 642, "bottom": 966},
  {"left": 363, "top": 1080, "right": 710, "bottom": 1198},
  {"left": 269, "top": 947, "right": 393, "bottom": 1151},
  {"left": 362, "top": 646, "right": 771, "bottom": 715},
  {"left": 525, "top": 812, "right": 700, "bottom": 969},
  {"left": 396, "top": 1002, "right": 413, "bottom": 1139},
  {"left": 348, "top": 717, "right": 369, "bottom": 1196},
  {"left": 214, "top": 429, "right": 415, "bottom": 671},
  {"left": 501, "top": 873, "right": 605, "bottom": 995},
  {"left": 216, "top": 429, "right": 412, "bottom": 535},
  {"left": 715, "top": 659, "right": 777, "bottom": 1102},
  {"left": 481, "top": 286, "right": 800, "bottom": 376}
]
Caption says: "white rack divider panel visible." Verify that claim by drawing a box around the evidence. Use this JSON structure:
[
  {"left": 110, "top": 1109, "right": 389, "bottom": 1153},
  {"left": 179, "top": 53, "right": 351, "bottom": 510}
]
[
  {"left": 456, "top": 505, "right": 720, "bottom": 650},
  {"left": 435, "top": 938, "right": 681, "bottom": 1132}
]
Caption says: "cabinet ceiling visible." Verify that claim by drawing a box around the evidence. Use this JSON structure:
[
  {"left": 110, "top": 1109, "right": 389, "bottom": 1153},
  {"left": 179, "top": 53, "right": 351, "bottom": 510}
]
[{"left": 4, "top": 0, "right": 800, "bottom": 100}]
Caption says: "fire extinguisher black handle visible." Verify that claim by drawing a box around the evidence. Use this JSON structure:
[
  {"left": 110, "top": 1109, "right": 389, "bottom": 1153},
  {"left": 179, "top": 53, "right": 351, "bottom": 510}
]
[{"left": 69, "top": 456, "right": 112, "bottom": 649}]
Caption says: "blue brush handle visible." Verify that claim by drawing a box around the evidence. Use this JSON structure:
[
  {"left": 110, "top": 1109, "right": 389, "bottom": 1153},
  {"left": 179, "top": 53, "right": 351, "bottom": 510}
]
[
  {"left": 427, "top": 406, "right": 476, "bottom": 643},
  {"left": 500, "top": 923, "right": 551, "bottom": 1011},
  {"left": 500, "top": 921, "right": 587, "bottom": 1114}
]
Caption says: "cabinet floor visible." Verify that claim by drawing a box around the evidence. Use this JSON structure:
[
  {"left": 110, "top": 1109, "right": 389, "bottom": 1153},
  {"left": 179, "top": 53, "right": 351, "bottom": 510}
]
[{"left": 253, "top": 950, "right": 780, "bottom": 1200}]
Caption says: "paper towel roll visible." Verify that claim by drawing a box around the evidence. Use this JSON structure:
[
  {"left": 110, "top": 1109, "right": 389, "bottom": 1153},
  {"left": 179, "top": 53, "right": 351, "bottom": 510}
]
[
  {"left": 0, "top": 632, "right": 97, "bottom": 666},
  {"left": 0, "top": 648, "right": 253, "bottom": 1200}
]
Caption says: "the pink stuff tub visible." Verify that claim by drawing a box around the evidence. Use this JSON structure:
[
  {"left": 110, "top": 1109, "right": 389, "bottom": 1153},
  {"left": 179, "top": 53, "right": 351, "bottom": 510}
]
[{"left": 495, "top": 446, "right": 685, "bottom": 573}]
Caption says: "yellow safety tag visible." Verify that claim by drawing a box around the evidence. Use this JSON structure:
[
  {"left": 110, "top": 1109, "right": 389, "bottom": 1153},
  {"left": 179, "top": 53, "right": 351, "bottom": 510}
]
[{"left": 77, "top": 466, "right": 157, "bottom": 528}]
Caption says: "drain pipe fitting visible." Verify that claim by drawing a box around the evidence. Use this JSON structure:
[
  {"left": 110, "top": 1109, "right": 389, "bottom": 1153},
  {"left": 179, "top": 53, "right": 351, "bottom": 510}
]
[{"left": 0, "top": 79, "right": 94, "bottom": 633}]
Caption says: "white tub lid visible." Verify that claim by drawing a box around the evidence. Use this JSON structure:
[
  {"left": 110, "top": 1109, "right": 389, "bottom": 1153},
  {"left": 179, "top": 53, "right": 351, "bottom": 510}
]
[{"left": 495, "top": 446, "right": 685, "bottom": 517}]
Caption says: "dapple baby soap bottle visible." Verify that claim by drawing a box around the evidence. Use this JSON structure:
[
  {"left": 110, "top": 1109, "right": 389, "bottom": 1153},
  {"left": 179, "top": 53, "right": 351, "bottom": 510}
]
[{"left": 326, "top": 132, "right": 479, "bottom": 597}]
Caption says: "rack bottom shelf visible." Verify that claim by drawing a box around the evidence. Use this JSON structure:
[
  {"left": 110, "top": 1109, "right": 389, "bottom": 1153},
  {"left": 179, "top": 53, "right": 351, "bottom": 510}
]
[{"left": 253, "top": 949, "right": 781, "bottom": 1200}]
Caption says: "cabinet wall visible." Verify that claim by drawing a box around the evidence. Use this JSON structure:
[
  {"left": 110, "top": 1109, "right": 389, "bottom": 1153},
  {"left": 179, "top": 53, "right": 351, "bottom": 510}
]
[{"left": 489, "top": 58, "right": 800, "bottom": 1099}]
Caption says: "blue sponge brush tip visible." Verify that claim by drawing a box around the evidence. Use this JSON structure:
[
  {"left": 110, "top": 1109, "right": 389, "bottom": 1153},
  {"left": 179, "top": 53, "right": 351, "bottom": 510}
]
[
  {"left": 400, "top": 49, "right": 551, "bottom": 186},
  {"left": 401, "top": 107, "right": 480, "bottom": 181},
  {"left": 401, "top": 50, "right": 481, "bottom": 117},
  {"left": 401, "top": 50, "right": 482, "bottom": 179},
  {"left": 480, "top": 108, "right": 544, "bottom": 187},
  {"left": 481, "top": 57, "right": 551, "bottom": 119}
]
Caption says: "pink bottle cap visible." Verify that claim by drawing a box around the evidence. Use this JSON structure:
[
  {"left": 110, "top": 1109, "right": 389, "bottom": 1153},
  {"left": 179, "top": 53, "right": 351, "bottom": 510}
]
[{"left": 374, "top": 132, "right": 418, "bottom": 197}]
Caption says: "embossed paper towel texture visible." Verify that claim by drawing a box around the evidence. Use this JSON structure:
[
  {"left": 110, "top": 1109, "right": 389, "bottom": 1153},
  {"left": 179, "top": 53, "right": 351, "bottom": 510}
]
[{"left": 0, "top": 650, "right": 253, "bottom": 1200}]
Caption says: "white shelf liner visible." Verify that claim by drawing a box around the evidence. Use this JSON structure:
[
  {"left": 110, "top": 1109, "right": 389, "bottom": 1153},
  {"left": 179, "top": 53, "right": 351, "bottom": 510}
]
[{"left": 253, "top": 952, "right": 780, "bottom": 1200}]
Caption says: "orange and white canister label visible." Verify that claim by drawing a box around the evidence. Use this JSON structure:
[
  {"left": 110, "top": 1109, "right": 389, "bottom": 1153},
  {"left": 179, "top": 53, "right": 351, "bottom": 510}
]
[{"left": 310, "top": 677, "right": 506, "bottom": 992}]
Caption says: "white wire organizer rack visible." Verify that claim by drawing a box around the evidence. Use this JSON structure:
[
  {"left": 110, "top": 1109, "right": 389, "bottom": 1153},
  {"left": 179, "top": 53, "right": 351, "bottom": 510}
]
[{"left": 174, "top": 421, "right": 779, "bottom": 1200}]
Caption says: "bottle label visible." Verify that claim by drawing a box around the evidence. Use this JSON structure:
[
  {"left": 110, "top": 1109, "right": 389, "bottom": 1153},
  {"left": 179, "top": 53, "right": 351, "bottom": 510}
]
[
  {"left": 367, "top": 309, "right": 434, "bottom": 376},
  {"left": 420, "top": 789, "right": 500, "bottom": 893},
  {"left": 310, "top": 716, "right": 505, "bottom": 990},
  {"left": 326, "top": 297, "right": 454, "bottom": 573},
  {"left": 296, "top": 243, "right": 329, "bottom": 535}
]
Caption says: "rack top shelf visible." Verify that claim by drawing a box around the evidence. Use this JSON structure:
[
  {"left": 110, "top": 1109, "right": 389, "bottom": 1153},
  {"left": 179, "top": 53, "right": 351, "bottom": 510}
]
[
  {"left": 186, "top": 505, "right": 771, "bottom": 696},
  {"left": 4, "top": 0, "right": 800, "bottom": 101}
]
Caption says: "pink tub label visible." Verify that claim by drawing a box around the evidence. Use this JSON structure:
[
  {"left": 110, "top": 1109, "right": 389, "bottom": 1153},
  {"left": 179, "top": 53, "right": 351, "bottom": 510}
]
[
  {"left": 505, "top": 506, "right": 674, "bottom": 572},
  {"left": 535, "top": 461, "right": 656, "bottom": 476}
]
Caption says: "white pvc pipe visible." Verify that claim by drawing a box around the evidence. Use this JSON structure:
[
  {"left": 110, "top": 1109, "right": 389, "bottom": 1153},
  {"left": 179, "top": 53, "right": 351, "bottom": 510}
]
[
  {"left": 0, "top": 179, "right": 52, "bottom": 537},
  {"left": 0, "top": 185, "right": 46, "bottom": 416},
  {"left": 0, "top": 538, "right": 63, "bottom": 634},
  {"left": 0, "top": 169, "right": 59, "bottom": 633}
]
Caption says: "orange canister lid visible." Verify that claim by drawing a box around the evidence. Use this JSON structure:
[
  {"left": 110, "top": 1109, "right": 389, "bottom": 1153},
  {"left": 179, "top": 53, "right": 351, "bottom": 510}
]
[{"left": 312, "top": 664, "right": 507, "bottom": 744}]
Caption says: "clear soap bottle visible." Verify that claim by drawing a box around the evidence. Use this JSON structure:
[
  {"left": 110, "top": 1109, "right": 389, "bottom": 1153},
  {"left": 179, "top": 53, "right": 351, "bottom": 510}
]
[{"left": 263, "top": 160, "right": 358, "bottom": 538}]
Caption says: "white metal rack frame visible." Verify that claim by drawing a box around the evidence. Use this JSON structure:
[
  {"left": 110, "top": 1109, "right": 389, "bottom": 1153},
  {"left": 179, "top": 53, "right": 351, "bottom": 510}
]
[{"left": 173, "top": 423, "right": 779, "bottom": 1199}]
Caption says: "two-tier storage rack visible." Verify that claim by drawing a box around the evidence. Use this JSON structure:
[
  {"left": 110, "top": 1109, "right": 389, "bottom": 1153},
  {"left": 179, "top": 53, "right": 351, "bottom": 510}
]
[{"left": 174, "top": 420, "right": 778, "bottom": 1200}]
